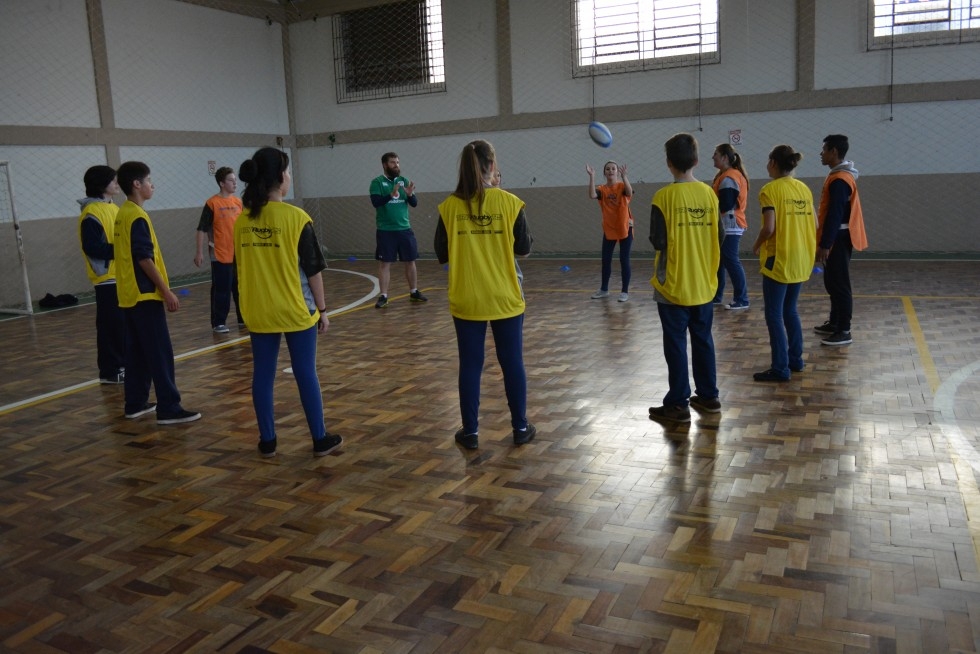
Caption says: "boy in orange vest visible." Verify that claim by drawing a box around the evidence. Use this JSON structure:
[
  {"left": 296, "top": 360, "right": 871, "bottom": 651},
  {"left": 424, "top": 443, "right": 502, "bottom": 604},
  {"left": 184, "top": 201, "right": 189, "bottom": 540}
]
[{"left": 815, "top": 134, "right": 868, "bottom": 346}]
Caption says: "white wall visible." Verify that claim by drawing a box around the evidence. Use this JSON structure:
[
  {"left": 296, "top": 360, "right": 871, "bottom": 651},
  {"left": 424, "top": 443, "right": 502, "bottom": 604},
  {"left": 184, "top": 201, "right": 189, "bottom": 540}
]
[
  {"left": 814, "top": 0, "right": 980, "bottom": 89},
  {"left": 289, "top": 0, "right": 500, "bottom": 133},
  {"left": 509, "top": 0, "right": 796, "bottom": 115},
  {"left": 104, "top": 0, "right": 289, "bottom": 134},
  {"left": 0, "top": 0, "right": 100, "bottom": 127}
]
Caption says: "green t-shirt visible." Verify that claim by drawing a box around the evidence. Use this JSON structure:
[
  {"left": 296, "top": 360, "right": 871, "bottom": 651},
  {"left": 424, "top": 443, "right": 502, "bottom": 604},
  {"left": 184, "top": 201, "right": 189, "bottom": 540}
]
[{"left": 370, "top": 174, "right": 413, "bottom": 231}]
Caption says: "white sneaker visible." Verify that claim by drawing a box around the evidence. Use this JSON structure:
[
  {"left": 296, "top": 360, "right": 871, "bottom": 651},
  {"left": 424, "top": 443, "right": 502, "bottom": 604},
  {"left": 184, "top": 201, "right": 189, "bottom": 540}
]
[
  {"left": 618, "top": 293, "right": 629, "bottom": 302},
  {"left": 591, "top": 290, "right": 609, "bottom": 299},
  {"left": 213, "top": 325, "right": 230, "bottom": 334}
]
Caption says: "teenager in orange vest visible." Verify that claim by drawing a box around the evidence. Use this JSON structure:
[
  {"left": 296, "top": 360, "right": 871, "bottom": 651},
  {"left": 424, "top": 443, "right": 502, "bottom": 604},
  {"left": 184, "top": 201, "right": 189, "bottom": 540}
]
[
  {"left": 710, "top": 144, "right": 750, "bottom": 310},
  {"left": 815, "top": 134, "right": 868, "bottom": 346}
]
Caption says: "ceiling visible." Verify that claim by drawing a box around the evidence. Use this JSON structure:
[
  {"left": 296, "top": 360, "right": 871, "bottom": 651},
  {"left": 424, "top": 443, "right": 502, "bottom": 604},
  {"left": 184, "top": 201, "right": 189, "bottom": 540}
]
[{"left": 182, "top": 0, "right": 405, "bottom": 23}]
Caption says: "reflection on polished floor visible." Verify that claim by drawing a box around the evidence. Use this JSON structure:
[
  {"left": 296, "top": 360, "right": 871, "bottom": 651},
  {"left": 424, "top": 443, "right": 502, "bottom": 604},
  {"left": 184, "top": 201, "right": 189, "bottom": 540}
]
[{"left": 1, "top": 258, "right": 979, "bottom": 653}]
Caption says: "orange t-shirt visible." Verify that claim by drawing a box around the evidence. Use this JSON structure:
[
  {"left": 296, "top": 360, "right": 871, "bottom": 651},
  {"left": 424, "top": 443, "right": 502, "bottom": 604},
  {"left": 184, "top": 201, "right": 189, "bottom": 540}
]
[{"left": 596, "top": 181, "right": 632, "bottom": 240}]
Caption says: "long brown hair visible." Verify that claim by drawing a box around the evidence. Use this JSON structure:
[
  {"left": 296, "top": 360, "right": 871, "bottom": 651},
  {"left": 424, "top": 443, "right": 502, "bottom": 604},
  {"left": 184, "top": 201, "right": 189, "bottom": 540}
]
[
  {"left": 453, "top": 140, "right": 496, "bottom": 215},
  {"left": 712, "top": 143, "right": 749, "bottom": 183}
]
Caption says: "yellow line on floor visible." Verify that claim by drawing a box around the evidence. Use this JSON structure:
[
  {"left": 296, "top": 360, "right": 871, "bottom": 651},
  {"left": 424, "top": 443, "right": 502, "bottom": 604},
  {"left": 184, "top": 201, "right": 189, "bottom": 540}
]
[
  {"left": 905, "top": 296, "right": 980, "bottom": 573},
  {"left": 902, "top": 296, "right": 940, "bottom": 393}
]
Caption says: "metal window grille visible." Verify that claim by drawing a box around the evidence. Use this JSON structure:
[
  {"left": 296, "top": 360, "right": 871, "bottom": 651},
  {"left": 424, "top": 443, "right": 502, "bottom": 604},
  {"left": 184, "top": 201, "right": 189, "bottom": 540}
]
[
  {"left": 870, "top": 0, "right": 980, "bottom": 48},
  {"left": 333, "top": 0, "right": 445, "bottom": 103},
  {"left": 573, "top": 0, "right": 718, "bottom": 77}
]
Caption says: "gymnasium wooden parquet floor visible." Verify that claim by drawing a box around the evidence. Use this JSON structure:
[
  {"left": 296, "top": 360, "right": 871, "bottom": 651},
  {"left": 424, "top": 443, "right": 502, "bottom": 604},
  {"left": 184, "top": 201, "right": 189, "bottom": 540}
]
[{"left": 2, "top": 258, "right": 980, "bottom": 654}]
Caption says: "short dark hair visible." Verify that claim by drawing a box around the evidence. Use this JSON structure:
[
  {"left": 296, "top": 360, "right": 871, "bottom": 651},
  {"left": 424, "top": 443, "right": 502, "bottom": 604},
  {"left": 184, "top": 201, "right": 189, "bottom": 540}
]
[
  {"left": 664, "top": 133, "right": 698, "bottom": 173},
  {"left": 381, "top": 152, "right": 398, "bottom": 165},
  {"left": 117, "top": 161, "right": 150, "bottom": 195},
  {"left": 214, "top": 167, "right": 233, "bottom": 186},
  {"left": 823, "top": 134, "right": 849, "bottom": 159},
  {"left": 83, "top": 165, "right": 116, "bottom": 198}
]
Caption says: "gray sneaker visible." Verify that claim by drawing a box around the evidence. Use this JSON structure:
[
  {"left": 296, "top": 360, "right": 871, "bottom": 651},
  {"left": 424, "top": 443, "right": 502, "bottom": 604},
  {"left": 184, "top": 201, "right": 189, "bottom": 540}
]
[
  {"left": 821, "top": 331, "right": 852, "bottom": 346},
  {"left": 124, "top": 402, "right": 157, "bottom": 419},
  {"left": 157, "top": 408, "right": 202, "bottom": 425}
]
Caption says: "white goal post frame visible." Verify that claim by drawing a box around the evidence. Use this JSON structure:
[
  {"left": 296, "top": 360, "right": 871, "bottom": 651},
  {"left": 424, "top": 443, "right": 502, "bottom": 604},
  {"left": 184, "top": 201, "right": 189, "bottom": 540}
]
[{"left": 0, "top": 161, "right": 35, "bottom": 316}]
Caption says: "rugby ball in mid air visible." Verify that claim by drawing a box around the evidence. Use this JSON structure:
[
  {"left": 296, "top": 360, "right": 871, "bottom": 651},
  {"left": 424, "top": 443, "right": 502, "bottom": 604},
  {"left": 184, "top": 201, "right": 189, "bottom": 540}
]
[{"left": 588, "top": 121, "right": 613, "bottom": 148}]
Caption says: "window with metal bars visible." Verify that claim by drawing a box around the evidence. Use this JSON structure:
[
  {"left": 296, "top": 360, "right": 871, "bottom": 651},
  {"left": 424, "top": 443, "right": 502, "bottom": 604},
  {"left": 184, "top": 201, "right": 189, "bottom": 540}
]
[
  {"left": 573, "top": 0, "right": 718, "bottom": 77},
  {"left": 869, "top": 0, "right": 980, "bottom": 48},
  {"left": 333, "top": 0, "right": 445, "bottom": 103}
]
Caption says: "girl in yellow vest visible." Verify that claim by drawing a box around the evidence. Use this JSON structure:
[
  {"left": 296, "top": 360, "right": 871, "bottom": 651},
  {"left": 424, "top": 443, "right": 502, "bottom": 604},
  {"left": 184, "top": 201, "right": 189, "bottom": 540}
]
[
  {"left": 235, "top": 147, "right": 341, "bottom": 458},
  {"left": 434, "top": 140, "right": 535, "bottom": 450},
  {"left": 751, "top": 145, "right": 816, "bottom": 382}
]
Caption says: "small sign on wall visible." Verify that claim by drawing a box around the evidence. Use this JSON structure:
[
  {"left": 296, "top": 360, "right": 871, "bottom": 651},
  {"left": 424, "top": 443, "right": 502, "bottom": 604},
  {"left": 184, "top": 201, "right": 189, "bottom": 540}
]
[
  {"left": 207, "top": 160, "right": 216, "bottom": 175},
  {"left": 728, "top": 130, "right": 743, "bottom": 147}
]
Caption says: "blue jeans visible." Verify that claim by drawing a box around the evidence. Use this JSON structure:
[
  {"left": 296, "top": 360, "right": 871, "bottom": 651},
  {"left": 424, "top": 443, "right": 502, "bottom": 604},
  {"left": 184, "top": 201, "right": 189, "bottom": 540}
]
[
  {"left": 453, "top": 314, "right": 527, "bottom": 434},
  {"left": 250, "top": 325, "right": 325, "bottom": 443},
  {"left": 762, "top": 276, "right": 804, "bottom": 377},
  {"left": 713, "top": 234, "right": 748, "bottom": 305},
  {"left": 599, "top": 227, "right": 633, "bottom": 292},
  {"left": 656, "top": 302, "right": 718, "bottom": 407}
]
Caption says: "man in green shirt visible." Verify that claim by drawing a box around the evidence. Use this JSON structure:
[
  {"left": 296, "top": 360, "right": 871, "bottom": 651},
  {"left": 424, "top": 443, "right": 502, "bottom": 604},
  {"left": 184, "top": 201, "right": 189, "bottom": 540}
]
[{"left": 369, "top": 152, "right": 427, "bottom": 308}]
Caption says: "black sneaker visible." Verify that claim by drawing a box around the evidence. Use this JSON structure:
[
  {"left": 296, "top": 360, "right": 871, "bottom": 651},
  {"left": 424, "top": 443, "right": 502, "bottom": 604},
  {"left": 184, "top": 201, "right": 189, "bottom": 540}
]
[
  {"left": 313, "top": 432, "right": 343, "bottom": 457},
  {"left": 813, "top": 321, "right": 836, "bottom": 335},
  {"left": 100, "top": 371, "right": 125, "bottom": 385},
  {"left": 454, "top": 428, "right": 478, "bottom": 450},
  {"left": 649, "top": 405, "right": 691, "bottom": 423},
  {"left": 821, "top": 331, "right": 852, "bottom": 346},
  {"left": 124, "top": 402, "right": 157, "bottom": 419},
  {"left": 753, "top": 369, "right": 790, "bottom": 382},
  {"left": 513, "top": 422, "right": 536, "bottom": 446},
  {"left": 375, "top": 295, "right": 388, "bottom": 309},
  {"left": 258, "top": 438, "right": 277, "bottom": 458},
  {"left": 410, "top": 290, "right": 428, "bottom": 302},
  {"left": 689, "top": 395, "right": 721, "bottom": 413},
  {"left": 157, "top": 408, "right": 202, "bottom": 425}
]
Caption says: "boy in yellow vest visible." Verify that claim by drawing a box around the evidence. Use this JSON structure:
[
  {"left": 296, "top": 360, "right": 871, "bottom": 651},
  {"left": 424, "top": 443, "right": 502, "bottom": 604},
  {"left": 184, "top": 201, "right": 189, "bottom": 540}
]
[
  {"left": 78, "top": 165, "right": 125, "bottom": 384},
  {"left": 648, "top": 134, "right": 723, "bottom": 424},
  {"left": 114, "top": 161, "right": 201, "bottom": 424}
]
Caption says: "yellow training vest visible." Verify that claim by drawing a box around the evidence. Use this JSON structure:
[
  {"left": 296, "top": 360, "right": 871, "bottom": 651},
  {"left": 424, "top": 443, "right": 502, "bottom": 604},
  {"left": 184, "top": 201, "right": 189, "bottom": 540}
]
[
  {"left": 438, "top": 189, "right": 526, "bottom": 321},
  {"left": 650, "top": 181, "right": 720, "bottom": 306},
  {"left": 114, "top": 200, "right": 168, "bottom": 308},
  {"left": 78, "top": 201, "right": 118, "bottom": 285},
  {"left": 757, "top": 176, "right": 816, "bottom": 284},
  {"left": 235, "top": 202, "right": 319, "bottom": 333}
]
